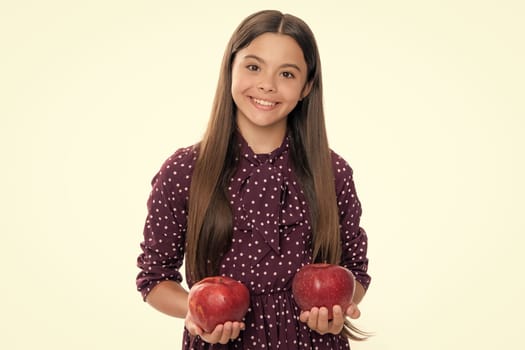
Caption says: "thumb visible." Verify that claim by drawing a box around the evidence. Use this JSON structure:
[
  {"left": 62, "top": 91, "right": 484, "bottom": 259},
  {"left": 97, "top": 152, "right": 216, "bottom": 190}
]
[
  {"left": 185, "top": 316, "right": 203, "bottom": 336},
  {"left": 346, "top": 303, "right": 361, "bottom": 319}
]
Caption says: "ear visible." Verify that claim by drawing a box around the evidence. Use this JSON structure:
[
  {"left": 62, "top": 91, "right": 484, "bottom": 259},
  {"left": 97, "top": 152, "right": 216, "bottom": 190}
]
[{"left": 300, "top": 81, "right": 313, "bottom": 100}]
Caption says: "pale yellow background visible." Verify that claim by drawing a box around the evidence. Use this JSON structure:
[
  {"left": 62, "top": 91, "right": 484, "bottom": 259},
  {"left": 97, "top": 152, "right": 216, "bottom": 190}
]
[{"left": 1, "top": 0, "right": 524, "bottom": 349}]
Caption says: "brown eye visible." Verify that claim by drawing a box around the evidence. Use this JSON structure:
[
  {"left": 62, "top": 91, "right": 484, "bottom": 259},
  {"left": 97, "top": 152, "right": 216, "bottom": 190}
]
[
  {"left": 281, "top": 71, "right": 295, "bottom": 79},
  {"left": 246, "top": 65, "right": 260, "bottom": 72}
]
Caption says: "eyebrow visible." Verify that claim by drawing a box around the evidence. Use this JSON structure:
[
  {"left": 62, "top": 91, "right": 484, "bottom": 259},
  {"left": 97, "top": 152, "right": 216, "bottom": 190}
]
[{"left": 242, "top": 54, "right": 302, "bottom": 72}]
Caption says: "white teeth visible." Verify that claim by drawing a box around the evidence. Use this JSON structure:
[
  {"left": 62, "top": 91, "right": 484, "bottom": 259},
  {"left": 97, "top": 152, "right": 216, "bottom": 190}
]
[{"left": 253, "top": 98, "right": 276, "bottom": 107}]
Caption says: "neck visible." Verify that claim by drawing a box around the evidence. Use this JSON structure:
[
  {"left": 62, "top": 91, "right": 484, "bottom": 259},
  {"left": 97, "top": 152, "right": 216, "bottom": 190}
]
[{"left": 236, "top": 122, "right": 286, "bottom": 154}]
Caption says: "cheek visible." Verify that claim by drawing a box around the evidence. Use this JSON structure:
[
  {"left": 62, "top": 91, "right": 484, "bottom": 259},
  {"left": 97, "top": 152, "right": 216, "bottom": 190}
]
[
  {"left": 231, "top": 81, "right": 244, "bottom": 105},
  {"left": 231, "top": 72, "right": 249, "bottom": 98},
  {"left": 282, "top": 83, "right": 305, "bottom": 101}
]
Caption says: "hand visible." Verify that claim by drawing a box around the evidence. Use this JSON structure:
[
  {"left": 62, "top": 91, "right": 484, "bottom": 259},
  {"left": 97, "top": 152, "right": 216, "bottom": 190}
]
[
  {"left": 185, "top": 316, "right": 245, "bottom": 344},
  {"left": 299, "top": 303, "right": 361, "bottom": 335}
]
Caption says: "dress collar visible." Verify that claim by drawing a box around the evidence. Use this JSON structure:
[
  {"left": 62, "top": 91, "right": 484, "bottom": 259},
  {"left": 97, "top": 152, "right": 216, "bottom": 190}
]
[{"left": 236, "top": 130, "right": 290, "bottom": 166}]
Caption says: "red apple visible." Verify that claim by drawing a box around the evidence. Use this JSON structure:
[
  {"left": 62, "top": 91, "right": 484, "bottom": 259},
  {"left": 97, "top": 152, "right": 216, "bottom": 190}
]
[
  {"left": 187, "top": 276, "right": 250, "bottom": 333},
  {"left": 292, "top": 263, "right": 356, "bottom": 319}
]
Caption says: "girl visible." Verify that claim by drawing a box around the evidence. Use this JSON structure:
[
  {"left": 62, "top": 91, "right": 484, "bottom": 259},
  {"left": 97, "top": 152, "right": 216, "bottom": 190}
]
[{"left": 136, "top": 9, "right": 371, "bottom": 349}]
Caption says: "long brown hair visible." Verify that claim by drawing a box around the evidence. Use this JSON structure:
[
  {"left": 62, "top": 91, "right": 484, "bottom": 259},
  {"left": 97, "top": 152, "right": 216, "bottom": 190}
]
[{"left": 186, "top": 10, "right": 368, "bottom": 340}]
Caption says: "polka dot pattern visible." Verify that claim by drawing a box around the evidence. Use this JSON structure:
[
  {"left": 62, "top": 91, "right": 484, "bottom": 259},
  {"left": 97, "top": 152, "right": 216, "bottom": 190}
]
[{"left": 136, "top": 135, "right": 370, "bottom": 349}]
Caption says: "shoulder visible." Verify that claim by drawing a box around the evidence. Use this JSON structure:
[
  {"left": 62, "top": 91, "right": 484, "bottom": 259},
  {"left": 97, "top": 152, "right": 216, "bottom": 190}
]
[
  {"left": 152, "top": 145, "right": 199, "bottom": 186},
  {"left": 330, "top": 149, "right": 354, "bottom": 178},
  {"left": 330, "top": 150, "right": 355, "bottom": 193},
  {"left": 162, "top": 145, "right": 198, "bottom": 171}
]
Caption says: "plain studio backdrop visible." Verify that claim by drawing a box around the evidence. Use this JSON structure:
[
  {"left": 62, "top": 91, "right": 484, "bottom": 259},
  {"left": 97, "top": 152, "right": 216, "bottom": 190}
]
[{"left": 1, "top": 1, "right": 524, "bottom": 349}]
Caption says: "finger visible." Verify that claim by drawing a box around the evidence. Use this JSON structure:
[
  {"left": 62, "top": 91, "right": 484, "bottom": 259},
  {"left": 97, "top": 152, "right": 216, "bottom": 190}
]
[
  {"left": 307, "top": 307, "right": 319, "bottom": 330},
  {"left": 229, "top": 321, "right": 243, "bottom": 340},
  {"left": 299, "top": 311, "right": 310, "bottom": 323},
  {"left": 330, "top": 305, "right": 345, "bottom": 333},
  {"left": 316, "top": 307, "right": 330, "bottom": 334},
  {"left": 184, "top": 317, "right": 203, "bottom": 337},
  {"left": 203, "top": 324, "right": 224, "bottom": 344},
  {"left": 219, "top": 322, "right": 233, "bottom": 344}
]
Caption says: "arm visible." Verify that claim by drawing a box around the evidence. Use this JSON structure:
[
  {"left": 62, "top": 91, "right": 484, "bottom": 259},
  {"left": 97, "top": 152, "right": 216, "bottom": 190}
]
[
  {"left": 136, "top": 150, "right": 245, "bottom": 344},
  {"left": 147, "top": 281, "right": 245, "bottom": 344},
  {"left": 300, "top": 154, "right": 371, "bottom": 335},
  {"left": 353, "top": 280, "right": 366, "bottom": 306},
  {"left": 136, "top": 153, "right": 244, "bottom": 344},
  {"left": 145, "top": 280, "right": 189, "bottom": 318}
]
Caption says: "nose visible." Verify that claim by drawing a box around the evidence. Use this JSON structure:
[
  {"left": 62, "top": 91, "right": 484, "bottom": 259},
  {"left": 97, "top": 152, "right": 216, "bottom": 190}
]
[{"left": 257, "top": 74, "right": 276, "bottom": 93}]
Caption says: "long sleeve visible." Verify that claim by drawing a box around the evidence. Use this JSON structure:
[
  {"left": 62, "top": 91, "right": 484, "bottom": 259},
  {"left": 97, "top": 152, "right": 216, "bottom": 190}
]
[
  {"left": 332, "top": 152, "right": 371, "bottom": 290},
  {"left": 136, "top": 146, "right": 197, "bottom": 300}
]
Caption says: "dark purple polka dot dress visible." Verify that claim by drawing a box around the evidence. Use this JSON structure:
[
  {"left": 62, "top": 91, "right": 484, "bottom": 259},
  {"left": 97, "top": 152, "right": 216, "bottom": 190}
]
[{"left": 136, "top": 133, "right": 371, "bottom": 349}]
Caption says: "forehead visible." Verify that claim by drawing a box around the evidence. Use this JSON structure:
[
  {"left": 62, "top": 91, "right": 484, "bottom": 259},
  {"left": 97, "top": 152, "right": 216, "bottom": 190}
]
[{"left": 236, "top": 33, "right": 307, "bottom": 68}]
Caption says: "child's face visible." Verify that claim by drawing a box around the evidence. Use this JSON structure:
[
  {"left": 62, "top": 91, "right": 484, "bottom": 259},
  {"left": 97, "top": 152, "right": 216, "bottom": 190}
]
[{"left": 231, "top": 33, "right": 311, "bottom": 140}]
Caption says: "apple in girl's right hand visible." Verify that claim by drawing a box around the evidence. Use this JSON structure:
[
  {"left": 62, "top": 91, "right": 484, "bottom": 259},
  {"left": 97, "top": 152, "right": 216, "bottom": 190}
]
[{"left": 187, "top": 276, "right": 250, "bottom": 333}]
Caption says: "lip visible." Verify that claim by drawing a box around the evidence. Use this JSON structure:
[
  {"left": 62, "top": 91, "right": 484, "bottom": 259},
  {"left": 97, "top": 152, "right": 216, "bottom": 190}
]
[{"left": 249, "top": 96, "right": 279, "bottom": 110}]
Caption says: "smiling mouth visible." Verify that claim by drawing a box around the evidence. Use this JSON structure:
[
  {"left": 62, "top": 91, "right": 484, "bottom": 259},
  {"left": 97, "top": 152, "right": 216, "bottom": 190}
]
[{"left": 251, "top": 97, "right": 278, "bottom": 107}]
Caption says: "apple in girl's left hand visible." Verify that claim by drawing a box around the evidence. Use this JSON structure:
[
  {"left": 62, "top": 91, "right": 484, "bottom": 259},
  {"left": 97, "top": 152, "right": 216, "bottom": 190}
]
[
  {"left": 187, "top": 276, "right": 250, "bottom": 333},
  {"left": 292, "top": 263, "right": 355, "bottom": 319}
]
